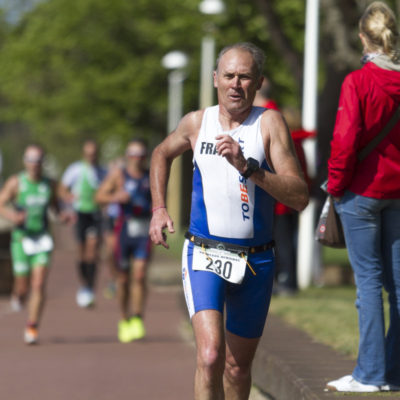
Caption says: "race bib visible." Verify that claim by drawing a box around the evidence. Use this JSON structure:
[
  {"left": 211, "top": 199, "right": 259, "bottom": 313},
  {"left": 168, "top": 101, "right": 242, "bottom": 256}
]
[
  {"left": 127, "top": 218, "right": 150, "bottom": 238},
  {"left": 192, "top": 245, "right": 247, "bottom": 284},
  {"left": 22, "top": 234, "right": 54, "bottom": 255}
]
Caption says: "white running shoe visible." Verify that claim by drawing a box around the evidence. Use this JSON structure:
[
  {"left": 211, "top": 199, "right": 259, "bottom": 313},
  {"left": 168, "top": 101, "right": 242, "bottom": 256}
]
[
  {"left": 24, "top": 327, "right": 39, "bottom": 345},
  {"left": 326, "top": 375, "right": 380, "bottom": 392},
  {"left": 10, "top": 296, "right": 23, "bottom": 312},
  {"left": 380, "top": 384, "right": 400, "bottom": 391},
  {"left": 76, "top": 287, "right": 95, "bottom": 308}
]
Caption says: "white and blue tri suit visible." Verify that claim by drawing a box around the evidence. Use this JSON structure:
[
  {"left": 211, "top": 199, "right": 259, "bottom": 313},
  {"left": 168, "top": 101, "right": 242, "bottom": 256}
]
[{"left": 182, "top": 105, "right": 276, "bottom": 338}]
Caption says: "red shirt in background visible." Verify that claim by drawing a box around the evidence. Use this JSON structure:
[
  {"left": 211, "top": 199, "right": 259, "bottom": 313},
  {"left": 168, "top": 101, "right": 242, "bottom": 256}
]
[
  {"left": 261, "top": 101, "right": 310, "bottom": 215},
  {"left": 328, "top": 62, "right": 400, "bottom": 199}
]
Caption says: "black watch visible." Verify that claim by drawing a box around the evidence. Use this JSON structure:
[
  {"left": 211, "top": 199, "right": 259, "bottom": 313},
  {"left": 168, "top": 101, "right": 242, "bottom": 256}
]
[{"left": 241, "top": 157, "right": 260, "bottom": 179}]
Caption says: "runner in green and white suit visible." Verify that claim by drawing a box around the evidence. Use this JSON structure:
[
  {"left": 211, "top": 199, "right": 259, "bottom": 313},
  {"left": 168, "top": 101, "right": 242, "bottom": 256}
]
[
  {"left": 11, "top": 171, "right": 53, "bottom": 276},
  {"left": 0, "top": 144, "right": 66, "bottom": 344},
  {"left": 58, "top": 139, "right": 107, "bottom": 308}
]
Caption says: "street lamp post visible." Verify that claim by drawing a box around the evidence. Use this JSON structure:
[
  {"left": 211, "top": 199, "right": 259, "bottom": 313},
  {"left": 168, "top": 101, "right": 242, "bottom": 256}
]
[
  {"left": 297, "top": 0, "right": 321, "bottom": 289},
  {"left": 199, "top": 0, "right": 225, "bottom": 108},
  {"left": 161, "top": 51, "right": 188, "bottom": 232}
]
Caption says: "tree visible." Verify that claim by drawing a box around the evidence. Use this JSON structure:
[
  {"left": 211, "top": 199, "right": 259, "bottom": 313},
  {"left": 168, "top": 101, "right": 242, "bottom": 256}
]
[
  {"left": 0, "top": 0, "right": 208, "bottom": 174},
  {"left": 0, "top": 0, "right": 283, "bottom": 176}
]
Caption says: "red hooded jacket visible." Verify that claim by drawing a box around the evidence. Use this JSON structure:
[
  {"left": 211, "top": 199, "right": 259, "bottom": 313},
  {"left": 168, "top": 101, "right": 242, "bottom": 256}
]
[{"left": 328, "top": 59, "right": 400, "bottom": 198}]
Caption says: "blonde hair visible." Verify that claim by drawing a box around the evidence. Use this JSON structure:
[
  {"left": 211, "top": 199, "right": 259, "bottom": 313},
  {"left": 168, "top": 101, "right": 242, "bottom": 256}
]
[{"left": 359, "top": 1, "right": 399, "bottom": 61}]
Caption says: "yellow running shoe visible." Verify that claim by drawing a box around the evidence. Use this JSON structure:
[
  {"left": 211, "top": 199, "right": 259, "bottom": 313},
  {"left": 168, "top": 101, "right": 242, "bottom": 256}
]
[
  {"left": 129, "top": 316, "right": 146, "bottom": 340},
  {"left": 118, "top": 319, "right": 132, "bottom": 343}
]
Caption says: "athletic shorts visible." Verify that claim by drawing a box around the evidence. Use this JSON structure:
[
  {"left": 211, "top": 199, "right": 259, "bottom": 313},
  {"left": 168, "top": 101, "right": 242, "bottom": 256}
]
[
  {"left": 75, "top": 211, "right": 102, "bottom": 243},
  {"left": 11, "top": 239, "right": 51, "bottom": 276},
  {"left": 117, "top": 222, "right": 152, "bottom": 271},
  {"left": 182, "top": 239, "right": 275, "bottom": 338},
  {"left": 102, "top": 215, "right": 116, "bottom": 232}
]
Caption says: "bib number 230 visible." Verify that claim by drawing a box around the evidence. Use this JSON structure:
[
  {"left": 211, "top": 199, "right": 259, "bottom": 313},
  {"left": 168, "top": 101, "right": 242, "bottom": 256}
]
[{"left": 192, "top": 245, "right": 247, "bottom": 284}]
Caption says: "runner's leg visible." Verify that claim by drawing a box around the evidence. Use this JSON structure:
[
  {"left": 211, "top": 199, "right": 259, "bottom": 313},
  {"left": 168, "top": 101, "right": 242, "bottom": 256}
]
[
  {"left": 192, "top": 309, "right": 225, "bottom": 400},
  {"left": 83, "top": 234, "right": 99, "bottom": 289},
  {"left": 224, "top": 331, "right": 260, "bottom": 399},
  {"left": 103, "top": 229, "right": 118, "bottom": 296},
  {"left": 117, "top": 270, "right": 129, "bottom": 319},
  {"left": 76, "top": 242, "right": 87, "bottom": 285},
  {"left": 13, "top": 275, "right": 29, "bottom": 305},
  {"left": 131, "top": 258, "right": 148, "bottom": 316},
  {"left": 28, "top": 266, "right": 48, "bottom": 325}
]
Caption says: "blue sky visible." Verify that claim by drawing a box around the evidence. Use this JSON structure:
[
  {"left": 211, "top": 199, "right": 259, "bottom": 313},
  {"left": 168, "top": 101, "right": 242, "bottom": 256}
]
[{"left": 0, "top": 0, "right": 43, "bottom": 23}]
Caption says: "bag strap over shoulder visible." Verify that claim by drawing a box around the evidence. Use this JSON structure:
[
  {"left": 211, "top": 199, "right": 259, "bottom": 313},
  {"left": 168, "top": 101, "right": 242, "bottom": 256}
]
[{"left": 358, "top": 105, "right": 400, "bottom": 162}]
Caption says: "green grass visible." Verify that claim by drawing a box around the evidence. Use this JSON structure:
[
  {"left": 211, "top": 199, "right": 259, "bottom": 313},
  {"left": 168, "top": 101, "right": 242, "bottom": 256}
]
[
  {"left": 270, "top": 287, "right": 359, "bottom": 357},
  {"left": 270, "top": 286, "right": 390, "bottom": 359},
  {"left": 153, "top": 229, "right": 186, "bottom": 260},
  {"left": 323, "top": 246, "right": 351, "bottom": 267}
]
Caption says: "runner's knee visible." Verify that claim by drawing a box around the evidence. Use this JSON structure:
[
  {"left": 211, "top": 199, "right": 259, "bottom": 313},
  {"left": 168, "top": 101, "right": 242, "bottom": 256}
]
[
  {"left": 30, "top": 279, "right": 46, "bottom": 293},
  {"left": 197, "top": 344, "right": 225, "bottom": 374},
  {"left": 117, "top": 272, "right": 129, "bottom": 285},
  {"left": 133, "top": 269, "right": 146, "bottom": 284},
  {"left": 224, "top": 357, "right": 251, "bottom": 383}
]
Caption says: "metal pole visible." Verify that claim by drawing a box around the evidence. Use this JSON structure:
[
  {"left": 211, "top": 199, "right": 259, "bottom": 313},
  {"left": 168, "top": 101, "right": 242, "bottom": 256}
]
[
  {"left": 297, "top": 0, "right": 321, "bottom": 289},
  {"left": 166, "top": 70, "right": 186, "bottom": 232},
  {"left": 200, "top": 35, "right": 215, "bottom": 108},
  {"left": 168, "top": 70, "right": 185, "bottom": 132}
]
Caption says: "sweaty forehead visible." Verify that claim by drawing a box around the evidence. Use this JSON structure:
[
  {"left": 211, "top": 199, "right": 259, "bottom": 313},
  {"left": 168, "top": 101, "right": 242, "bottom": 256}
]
[
  {"left": 127, "top": 142, "right": 146, "bottom": 153},
  {"left": 218, "top": 49, "right": 256, "bottom": 74},
  {"left": 84, "top": 142, "right": 97, "bottom": 152},
  {"left": 25, "top": 147, "right": 42, "bottom": 158}
]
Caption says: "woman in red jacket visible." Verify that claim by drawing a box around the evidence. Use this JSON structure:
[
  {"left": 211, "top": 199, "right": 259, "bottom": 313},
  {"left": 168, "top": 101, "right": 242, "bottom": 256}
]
[{"left": 326, "top": 2, "right": 400, "bottom": 393}]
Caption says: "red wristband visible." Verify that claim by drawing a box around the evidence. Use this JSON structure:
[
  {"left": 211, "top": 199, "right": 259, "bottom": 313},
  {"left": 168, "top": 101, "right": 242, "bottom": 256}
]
[{"left": 152, "top": 206, "right": 166, "bottom": 213}]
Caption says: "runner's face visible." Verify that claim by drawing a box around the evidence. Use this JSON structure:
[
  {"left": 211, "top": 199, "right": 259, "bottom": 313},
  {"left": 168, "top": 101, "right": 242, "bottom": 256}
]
[
  {"left": 214, "top": 49, "right": 262, "bottom": 115},
  {"left": 125, "top": 143, "right": 147, "bottom": 169},
  {"left": 24, "top": 147, "right": 43, "bottom": 178},
  {"left": 83, "top": 142, "right": 98, "bottom": 164}
]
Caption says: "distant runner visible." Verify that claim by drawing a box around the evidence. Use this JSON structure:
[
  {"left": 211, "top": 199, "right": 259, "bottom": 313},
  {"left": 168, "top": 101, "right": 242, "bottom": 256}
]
[
  {"left": 0, "top": 144, "right": 68, "bottom": 344},
  {"left": 58, "top": 139, "right": 107, "bottom": 308},
  {"left": 96, "top": 139, "right": 152, "bottom": 342}
]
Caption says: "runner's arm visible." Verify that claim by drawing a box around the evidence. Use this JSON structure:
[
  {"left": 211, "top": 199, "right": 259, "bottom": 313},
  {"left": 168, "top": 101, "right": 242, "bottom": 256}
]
[
  {"left": 149, "top": 111, "right": 202, "bottom": 248},
  {"left": 0, "top": 175, "right": 25, "bottom": 225},
  {"left": 49, "top": 180, "right": 61, "bottom": 214},
  {"left": 49, "top": 179, "right": 74, "bottom": 224},
  {"left": 57, "top": 181, "right": 74, "bottom": 204},
  {"left": 57, "top": 163, "right": 77, "bottom": 204},
  {"left": 95, "top": 168, "right": 128, "bottom": 205},
  {"left": 254, "top": 110, "right": 308, "bottom": 211}
]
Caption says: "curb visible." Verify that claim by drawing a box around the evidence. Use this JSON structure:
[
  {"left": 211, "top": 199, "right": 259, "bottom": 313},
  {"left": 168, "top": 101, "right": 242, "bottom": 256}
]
[{"left": 253, "top": 314, "right": 397, "bottom": 400}]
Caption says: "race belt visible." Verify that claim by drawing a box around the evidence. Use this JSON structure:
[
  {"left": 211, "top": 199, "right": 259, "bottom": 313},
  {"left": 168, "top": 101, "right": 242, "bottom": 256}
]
[{"left": 184, "top": 232, "right": 274, "bottom": 255}]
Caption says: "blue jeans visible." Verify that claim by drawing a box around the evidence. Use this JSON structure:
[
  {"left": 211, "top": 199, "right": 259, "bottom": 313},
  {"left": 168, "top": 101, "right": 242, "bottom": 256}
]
[{"left": 335, "top": 191, "right": 400, "bottom": 386}]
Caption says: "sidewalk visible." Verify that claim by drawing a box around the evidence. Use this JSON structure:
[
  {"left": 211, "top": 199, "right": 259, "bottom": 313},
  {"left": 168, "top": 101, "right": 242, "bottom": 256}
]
[{"left": 253, "top": 300, "right": 400, "bottom": 400}]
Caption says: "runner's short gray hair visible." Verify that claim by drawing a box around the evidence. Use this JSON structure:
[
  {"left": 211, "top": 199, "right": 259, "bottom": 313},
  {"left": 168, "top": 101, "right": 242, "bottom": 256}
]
[{"left": 215, "top": 42, "right": 265, "bottom": 78}]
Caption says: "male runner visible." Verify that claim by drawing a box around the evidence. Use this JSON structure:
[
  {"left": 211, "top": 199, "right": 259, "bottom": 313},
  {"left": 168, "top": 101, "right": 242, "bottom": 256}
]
[
  {"left": 96, "top": 139, "right": 151, "bottom": 342},
  {"left": 0, "top": 144, "right": 65, "bottom": 344},
  {"left": 58, "top": 139, "right": 107, "bottom": 308},
  {"left": 149, "top": 42, "right": 309, "bottom": 399}
]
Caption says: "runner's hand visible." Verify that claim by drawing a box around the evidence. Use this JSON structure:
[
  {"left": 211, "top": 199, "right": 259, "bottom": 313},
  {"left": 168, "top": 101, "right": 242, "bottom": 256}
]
[
  {"left": 59, "top": 210, "right": 76, "bottom": 225},
  {"left": 113, "top": 189, "right": 131, "bottom": 204},
  {"left": 12, "top": 210, "right": 26, "bottom": 225},
  {"left": 149, "top": 208, "right": 175, "bottom": 249},
  {"left": 215, "top": 134, "right": 246, "bottom": 174}
]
